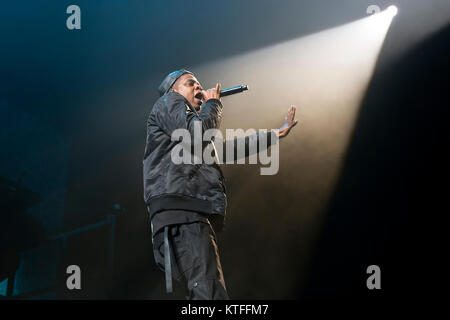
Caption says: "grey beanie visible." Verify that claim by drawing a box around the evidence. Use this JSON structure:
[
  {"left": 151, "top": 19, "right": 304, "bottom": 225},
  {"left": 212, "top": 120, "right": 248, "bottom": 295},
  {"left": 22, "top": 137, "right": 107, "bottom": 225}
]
[{"left": 158, "top": 69, "right": 194, "bottom": 96}]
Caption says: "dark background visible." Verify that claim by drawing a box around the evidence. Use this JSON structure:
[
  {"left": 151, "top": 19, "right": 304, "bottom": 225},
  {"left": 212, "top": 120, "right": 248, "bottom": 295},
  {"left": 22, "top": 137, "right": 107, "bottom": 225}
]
[{"left": 0, "top": 0, "right": 448, "bottom": 299}]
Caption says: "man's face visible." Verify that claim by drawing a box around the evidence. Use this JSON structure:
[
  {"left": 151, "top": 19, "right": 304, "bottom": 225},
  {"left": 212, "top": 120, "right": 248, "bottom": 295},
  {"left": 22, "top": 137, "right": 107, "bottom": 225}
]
[{"left": 171, "top": 74, "right": 204, "bottom": 109}]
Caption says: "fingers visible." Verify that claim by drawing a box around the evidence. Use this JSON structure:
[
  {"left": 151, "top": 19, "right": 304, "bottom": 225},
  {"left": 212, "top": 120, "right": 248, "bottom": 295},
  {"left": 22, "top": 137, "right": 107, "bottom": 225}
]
[
  {"left": 216, "top": 83, "right": 221, "bottom": 95},
  {"left": 288, "top": 105, "right": 298, "bottom": 128},
  {"left": 202, "top": 83, "right": 221, "bottom": 102},
  {"left": 290, "top": 105, "right": 296, "bottom": 117},
  {"left": 286, "top": 105, "right": 296, "bottom": 123},
  {"left": 291, "top": 106, "right": 298, "bottom": 126}
]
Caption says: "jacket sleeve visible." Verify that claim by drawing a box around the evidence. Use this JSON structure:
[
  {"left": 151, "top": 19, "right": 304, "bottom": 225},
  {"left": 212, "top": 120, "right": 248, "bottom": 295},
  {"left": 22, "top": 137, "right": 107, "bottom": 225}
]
[
  {"left": 214, "top": 130, "right": 278, "bottom": 162},
  {"left": 154, "top": 92, "right": 223, "bottom": 137}
]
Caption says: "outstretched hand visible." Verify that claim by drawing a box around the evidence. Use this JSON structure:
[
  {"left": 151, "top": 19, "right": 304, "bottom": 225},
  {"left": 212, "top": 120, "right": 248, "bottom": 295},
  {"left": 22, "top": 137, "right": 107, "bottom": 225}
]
[{"left": 278, "top": 105, "right": 299, "bottom": 138}]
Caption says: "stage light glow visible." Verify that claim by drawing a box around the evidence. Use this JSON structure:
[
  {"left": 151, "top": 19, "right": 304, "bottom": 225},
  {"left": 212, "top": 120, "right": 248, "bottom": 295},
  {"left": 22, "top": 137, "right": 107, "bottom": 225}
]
[
  {"left": 387, "top": 5, "right": 398, "bottom": 17},
  {"left": 190, "top": 12, "right": 398, "bottom": 289}
]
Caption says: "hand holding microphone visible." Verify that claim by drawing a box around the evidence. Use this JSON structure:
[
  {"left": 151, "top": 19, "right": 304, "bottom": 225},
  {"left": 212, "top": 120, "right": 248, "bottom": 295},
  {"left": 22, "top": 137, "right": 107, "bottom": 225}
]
[
  {"left": 202, "top": 83, "right": 221, "bottom": 102},
  {"left": 202, "top": 84, "right": 249, "bottom": 102}
]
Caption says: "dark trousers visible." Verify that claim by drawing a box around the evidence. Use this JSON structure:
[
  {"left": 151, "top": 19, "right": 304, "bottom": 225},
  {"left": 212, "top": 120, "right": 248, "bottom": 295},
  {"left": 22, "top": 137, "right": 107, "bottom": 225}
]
[{"left": 152, "top": 221, "right": 229, "bottom": 300}]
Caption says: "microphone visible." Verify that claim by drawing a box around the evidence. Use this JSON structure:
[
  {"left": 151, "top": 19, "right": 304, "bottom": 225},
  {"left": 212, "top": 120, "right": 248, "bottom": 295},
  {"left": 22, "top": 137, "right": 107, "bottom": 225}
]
[
  {"left": 197, "top": 85, "right": 248, "bottom": 108},
  {"left": 219, "top": 85, "right": 249, "bottom": 97}
]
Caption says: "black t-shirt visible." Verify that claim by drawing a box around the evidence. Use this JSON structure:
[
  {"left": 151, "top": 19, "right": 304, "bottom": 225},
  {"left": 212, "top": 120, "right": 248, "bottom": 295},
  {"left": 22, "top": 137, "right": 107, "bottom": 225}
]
[{"left": 150, "top": 210, "right": 209, "bottom": 237}]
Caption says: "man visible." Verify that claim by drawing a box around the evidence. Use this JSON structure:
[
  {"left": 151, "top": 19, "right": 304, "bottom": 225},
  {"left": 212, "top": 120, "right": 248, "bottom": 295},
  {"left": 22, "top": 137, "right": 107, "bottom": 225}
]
[{"left": 143, "top": 69, "right": 297, "bottom": 300}]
